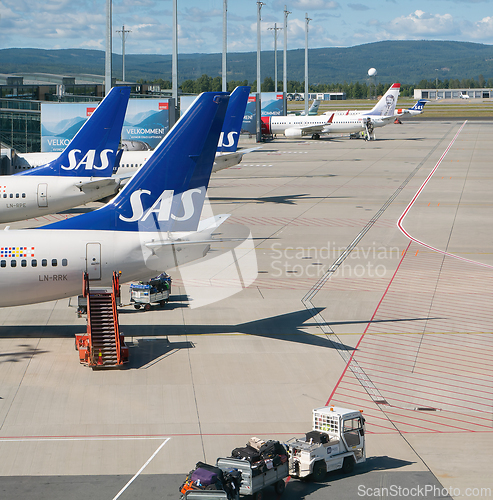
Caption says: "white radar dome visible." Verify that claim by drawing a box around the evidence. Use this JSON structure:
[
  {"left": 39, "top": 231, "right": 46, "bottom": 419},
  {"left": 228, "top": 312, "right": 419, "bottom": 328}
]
[{"left": 368, "top": 68, "right": 377, "bottom": 77}]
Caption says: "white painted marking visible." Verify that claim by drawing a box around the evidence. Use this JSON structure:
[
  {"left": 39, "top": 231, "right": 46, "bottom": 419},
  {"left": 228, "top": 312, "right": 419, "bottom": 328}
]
[
  {"left": 0, "top": 436, "right": 167, "bottom": 443},
  {"left": 112, "top": 438, "right": 170, "bottom": 500}
]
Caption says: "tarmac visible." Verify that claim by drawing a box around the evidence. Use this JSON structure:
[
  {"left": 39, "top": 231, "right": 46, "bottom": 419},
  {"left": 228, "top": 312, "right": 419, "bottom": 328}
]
[{"left": 0, "top": 119, "right": 492, "bottom": 499}]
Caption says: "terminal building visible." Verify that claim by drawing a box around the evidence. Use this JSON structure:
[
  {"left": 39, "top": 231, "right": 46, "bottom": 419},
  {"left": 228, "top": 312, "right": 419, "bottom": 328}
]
[
  {"left": 414, "top": 88, "right": 493, "bottom": 99},
  {"left": 0, "top": 73, "right": 171, "bottom": 156}
]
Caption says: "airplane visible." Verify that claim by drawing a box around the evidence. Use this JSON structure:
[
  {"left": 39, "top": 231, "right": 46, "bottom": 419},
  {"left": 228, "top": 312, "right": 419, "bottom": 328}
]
[
  {"left": 11, "top": 86, "right": 254, "bottom": 176},
  {"left": 459, "top": 92, "right": 470, "bottom": 99},
  {"left": 0, "top": 91, "right": 231, "bottom": 308},
  {"left": 0, "top": 86, "right": 130, "bottom": 223},
  {"left": 394, "top": 99, "right": 430, "bottom": 120},
  {"left": 288, "top": 99, "right": 321, "bottom": 116},
  {"left": 262, "top": 83, "right": 400, "bottom": 140}
]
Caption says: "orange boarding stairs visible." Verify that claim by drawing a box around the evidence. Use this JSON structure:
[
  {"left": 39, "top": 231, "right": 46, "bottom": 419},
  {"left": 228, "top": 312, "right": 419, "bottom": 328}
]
[{"left": 75, "top": 271, "right": 129, "bottom": 368}]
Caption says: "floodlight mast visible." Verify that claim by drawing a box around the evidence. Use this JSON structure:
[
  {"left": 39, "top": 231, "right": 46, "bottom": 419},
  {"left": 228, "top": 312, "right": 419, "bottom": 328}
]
[
  {"left": 222, "top": 0, "right": 227, "bottom": 92},
  {"left": 268, "top": 24, "right": 283, "bottom": 93},
  {"left": 105, "top": 0, "right": 112, "bottom": 95},
  {"left": 283, "top": 5, "right": 291, "bottom": 115},
  {"left": 304, "top": 13, "right": 311, "bottom": 116},
  {"left": 256, "top": 1, "right": 265, "bottom": 142},
  {"left": 116, "top": 25, "right": 131, "bottom": 82}
]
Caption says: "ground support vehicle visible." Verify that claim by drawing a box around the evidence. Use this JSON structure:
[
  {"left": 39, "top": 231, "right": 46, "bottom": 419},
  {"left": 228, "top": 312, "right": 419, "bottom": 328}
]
[
  {"left": 130, "top": 272, "right": 171, "bottom": 311},
  {"left": 287, "top": 406, "right": 366, "bottom": 481},
  {"left": 217, "top": 457, "right": 288, "bottom": 500}
]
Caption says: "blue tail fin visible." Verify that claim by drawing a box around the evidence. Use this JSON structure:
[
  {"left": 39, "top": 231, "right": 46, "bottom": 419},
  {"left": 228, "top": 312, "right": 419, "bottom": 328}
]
[
  {"left": 20, "top": 86, "right": 130, "bottom": 178},
  {"left": 46, "top": 92, "right": 230, "bottom": 233},
  {"left": 217, "top": 86, "right": 250, "bottom": 153},
  {"left": 409, "top": 99, "right": 429, "bottom": 111}
]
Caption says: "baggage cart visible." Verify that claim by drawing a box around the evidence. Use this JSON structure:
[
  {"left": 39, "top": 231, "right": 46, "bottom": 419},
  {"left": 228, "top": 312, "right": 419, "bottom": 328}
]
[
  {"left": 129, "top": 272, "right": 171, "bottom": 311},
  {"left": 216, "top": 457, "right": 288, "bottom": 500}
]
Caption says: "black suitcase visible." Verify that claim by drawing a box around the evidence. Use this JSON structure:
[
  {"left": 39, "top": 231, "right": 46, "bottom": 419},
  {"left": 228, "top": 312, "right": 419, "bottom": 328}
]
[
  {"left": 259, "top": 440, "right": 286, "bottom": 459},
  {"left": 231, "top": 446, "right": 262, "bottom": 463},
  {"left": 305, "top": 431, "right": 329, "bottom": 444}
]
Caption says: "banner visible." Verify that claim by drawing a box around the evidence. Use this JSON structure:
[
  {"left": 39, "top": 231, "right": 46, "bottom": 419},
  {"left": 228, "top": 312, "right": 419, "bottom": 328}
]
[{"left": 41, "top": 98, "right": 171, "bottom": 152}]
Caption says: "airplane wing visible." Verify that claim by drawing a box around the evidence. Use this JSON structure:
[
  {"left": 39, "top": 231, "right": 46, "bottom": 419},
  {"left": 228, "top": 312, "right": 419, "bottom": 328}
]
[
  {"left": 297, "top": 113, "right": 334, "bottom": 134},
  {"left": 144, "top": 215, "right": 232, "bottom": 250},
  {"left": 75, "top": 177, "right": 121, "bottom": 192},
  {"left": 212, "top": 147, "right": 262, "bottom": 172}
]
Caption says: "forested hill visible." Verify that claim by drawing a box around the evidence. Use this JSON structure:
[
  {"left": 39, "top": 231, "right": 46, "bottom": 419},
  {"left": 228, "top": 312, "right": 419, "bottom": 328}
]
[{"left": 2, "top": 40, "right": 493, "bottom": 85}]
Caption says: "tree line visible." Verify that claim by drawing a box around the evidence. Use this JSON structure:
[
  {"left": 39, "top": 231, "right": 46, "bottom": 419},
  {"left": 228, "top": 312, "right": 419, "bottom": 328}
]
[{"left": 140, "top": 75, "right": 493, "bottom": 99}]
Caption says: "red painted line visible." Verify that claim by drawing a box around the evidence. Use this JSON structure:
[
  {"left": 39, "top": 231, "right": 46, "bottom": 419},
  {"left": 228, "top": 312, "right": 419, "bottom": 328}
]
[
  {"left": 326, "top": 241, "right": 413, "bottom": 405},
  {"left": 397, "top": 121, "right": 493, "bottom": 270}
]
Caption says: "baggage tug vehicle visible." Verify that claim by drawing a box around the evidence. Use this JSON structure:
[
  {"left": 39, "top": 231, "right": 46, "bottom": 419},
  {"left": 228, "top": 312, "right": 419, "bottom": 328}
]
[{"left": 287, "top": 406, "right": 366, "bottom": 481}]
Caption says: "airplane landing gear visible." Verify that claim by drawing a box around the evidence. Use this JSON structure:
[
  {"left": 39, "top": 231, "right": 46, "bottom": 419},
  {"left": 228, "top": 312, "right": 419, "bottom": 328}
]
[{"left": 312, "top": 133, "right": 321, "bottom": 140}]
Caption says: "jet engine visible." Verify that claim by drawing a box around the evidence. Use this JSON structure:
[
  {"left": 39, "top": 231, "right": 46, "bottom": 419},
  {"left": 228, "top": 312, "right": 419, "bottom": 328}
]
[{"left": 284, "top": 128, "right": 304, "bottom": 138}]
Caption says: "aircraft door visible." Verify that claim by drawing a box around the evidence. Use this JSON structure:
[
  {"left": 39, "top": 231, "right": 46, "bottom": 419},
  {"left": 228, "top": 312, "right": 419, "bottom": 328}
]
[
  {"left": 37, "top": 183, "right": 48, "bottom": 207},
  {"left": 86, "top": 243, "right": 101, "bottom": 280}
]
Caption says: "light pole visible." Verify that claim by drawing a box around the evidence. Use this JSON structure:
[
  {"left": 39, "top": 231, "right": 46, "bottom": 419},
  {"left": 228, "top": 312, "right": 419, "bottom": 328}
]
[
  {"left": 304, "top": 12, "right": 311, "bottom": 116},
  {"left": 116, "top": 25, "right": 131, "bottom": 82},
  {"left": 283, "top": 5, "right": 291, "bottom": 115},
  {"left": 256, "top": 1, "right": 265, "bottom": 142},
  {"left": 268, "top": 23, "right": 282, "bottom": 92},
  {"left": 172, "top": 0, "right": 178, "bottom": 103},
  {"left": 105, "top": 0, "right": 112, "bottom": 95},
  {"left": 222, "top": 0, "right": 227, "bottom": 92}
]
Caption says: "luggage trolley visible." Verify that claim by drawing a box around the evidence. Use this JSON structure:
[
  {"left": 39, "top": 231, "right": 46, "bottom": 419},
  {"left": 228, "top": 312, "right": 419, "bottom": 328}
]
[{"left": 129, "top": 272, "right": 172, "bottom": 311}]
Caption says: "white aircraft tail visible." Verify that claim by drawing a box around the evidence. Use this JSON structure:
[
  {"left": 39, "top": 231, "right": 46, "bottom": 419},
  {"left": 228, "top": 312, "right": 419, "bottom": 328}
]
[{"left": 365, "top": 83, "right": 400, "bottom": 117}]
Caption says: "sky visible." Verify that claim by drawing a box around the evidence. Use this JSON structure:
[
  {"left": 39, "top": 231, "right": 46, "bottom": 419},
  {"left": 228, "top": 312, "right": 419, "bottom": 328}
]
[{"left": 1, "top": 0, "right": 492, "bottom": 55}]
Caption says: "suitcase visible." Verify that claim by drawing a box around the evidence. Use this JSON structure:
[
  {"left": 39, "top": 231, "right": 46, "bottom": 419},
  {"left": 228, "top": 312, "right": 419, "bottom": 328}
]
[
  {"left": 248, "top": 436, "right": 266, "bottom": 451},
  {"left": 195, "top": 462, "right": 225, "bottom": 483},
  {"left": 231, "top": 446, "right": 262, "bottom": 463},
  {"left": 191, "top": 467, "right": 217, "bottom": 487},
  {"left": 259, "top": 440, "right": 286, "bottom": 459},
  {"left": 251, "top": 459, "right": 266, "bottom": 477},
  {"left": 305, "top": 430, "right": 329, "bottom": 444}
]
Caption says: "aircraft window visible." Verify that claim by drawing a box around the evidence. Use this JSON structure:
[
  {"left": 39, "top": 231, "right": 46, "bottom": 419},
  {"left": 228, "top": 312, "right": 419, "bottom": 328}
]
[
  {"left": 52, "top": 259, "right": 57, "bottom": 267},
  {"left": 32, "top": 259, "right": 37, "bottom": 267},
  {"left": 0, "top": 260, "right": 5, "bottom": 268},
  {"left": 11, "top": 260, "right": 16, "bottom": 267},
  {"left": 42, "top": 259, "right": 47, "bottom": 267},
  {"left": 2, "top": 194, "right": 5, "bottom": 198},
  {"left": 15, "top": 193, "right": 19, "bottom": 198},
  {"left": 62, "top": 259, "right": 68, "bottom": 266},
  {"left": 131, "top": 164, "right": 134, "bottom": 168},
  {"left": 22, "top": 193, "right": 25, "bottom": 198},
  {"left": 9, "top": 193, "right": 13, "bottom": 198},
  {"left": 21, "top": 259, "right": 27, "bottom": 267}
]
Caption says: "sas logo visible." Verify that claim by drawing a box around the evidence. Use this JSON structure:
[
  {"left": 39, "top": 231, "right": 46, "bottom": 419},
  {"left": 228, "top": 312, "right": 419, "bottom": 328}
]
[
  {"left": 61, "top": 149, "right": 114, "bottom": 170},
  {"left": 0, "top": 246, "right": 35, "bottom": 258},
  {"left": 119, "top": 187, "right": 204, "bottom": 223},
  {"left": 218, "top": 131, "right": 238, "bottom": 149},
  {"left": 86, "top": 107, "right": 96, "bottom": 117}
]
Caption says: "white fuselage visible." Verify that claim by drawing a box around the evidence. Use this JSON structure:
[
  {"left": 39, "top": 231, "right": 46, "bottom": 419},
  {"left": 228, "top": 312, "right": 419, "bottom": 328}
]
[
  {"left": 0, "top": 228, "right": 208, "bottom": 307},
  {"left": 13, "top": 150, "right": 243, "bottom": 176},
  {"left": 0, "top": 176, "right": 120, "bottom": 223}
]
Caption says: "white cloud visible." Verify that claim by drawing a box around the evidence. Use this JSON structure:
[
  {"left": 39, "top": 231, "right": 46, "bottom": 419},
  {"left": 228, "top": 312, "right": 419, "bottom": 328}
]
[
  {"left": 385, "top": 10, "right": 459, "bottom": 37},
  {"left": 291, "top": 0, "right": 340, "bottom": 10}
]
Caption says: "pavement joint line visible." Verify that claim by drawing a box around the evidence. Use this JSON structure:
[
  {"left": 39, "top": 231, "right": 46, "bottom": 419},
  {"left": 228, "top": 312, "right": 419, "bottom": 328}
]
[{"left": 301, "top": 123, "right": 460, "bottom": 408}]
